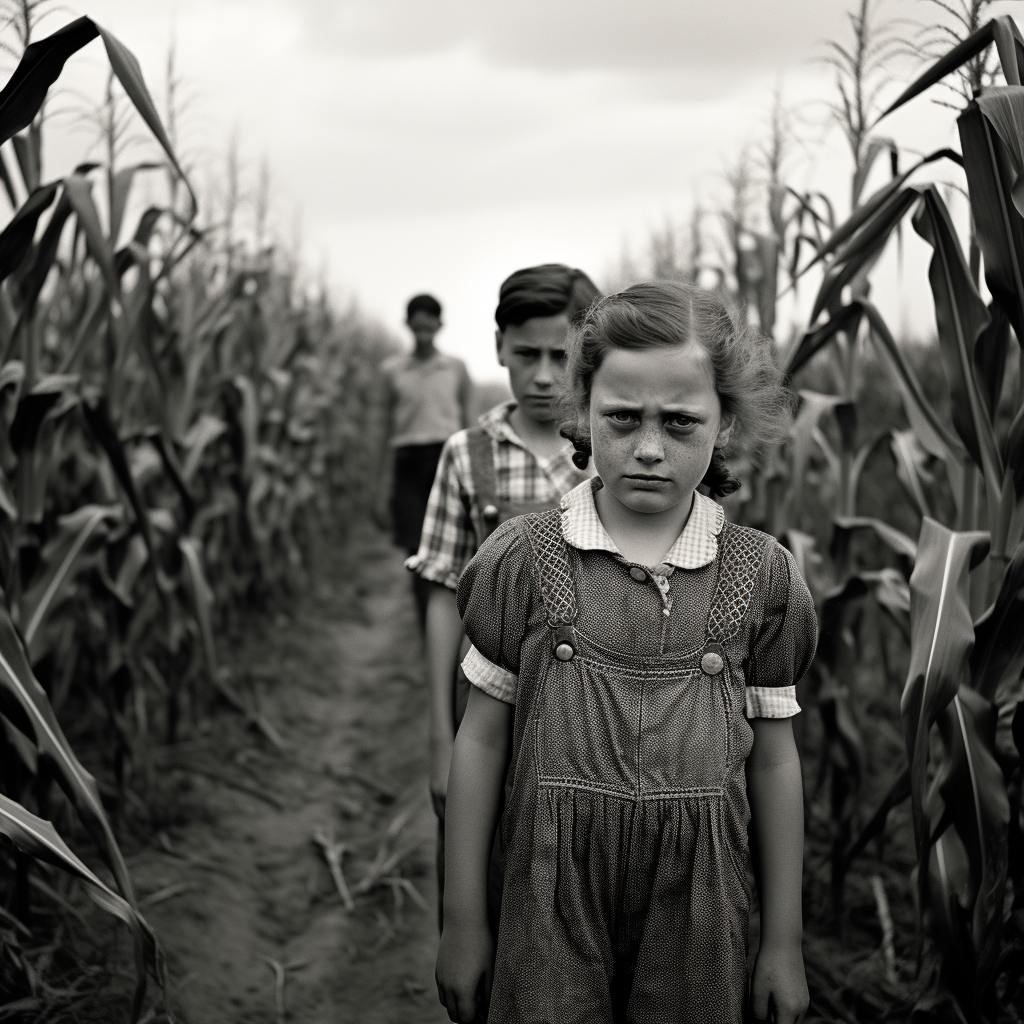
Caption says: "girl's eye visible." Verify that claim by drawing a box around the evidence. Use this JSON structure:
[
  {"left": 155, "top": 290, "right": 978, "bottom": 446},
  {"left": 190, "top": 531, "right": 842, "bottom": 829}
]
[
  {"left": 666, "top": 414, "right": 697, "bottom": 429},
  {"left": 608, "top": 411, "right": 638, "bottom": 425}
]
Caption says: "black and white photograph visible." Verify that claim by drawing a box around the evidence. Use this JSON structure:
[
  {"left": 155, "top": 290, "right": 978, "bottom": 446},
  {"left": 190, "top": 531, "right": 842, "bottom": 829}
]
[{"left": 0, "top": 1, "right": 1022, "bottom": 1021}]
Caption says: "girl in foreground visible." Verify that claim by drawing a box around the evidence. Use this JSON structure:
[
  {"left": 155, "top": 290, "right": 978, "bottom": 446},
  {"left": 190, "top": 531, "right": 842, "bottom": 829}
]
[{"left": 436, "top": 282, "right": 816, "bottom": 1023}]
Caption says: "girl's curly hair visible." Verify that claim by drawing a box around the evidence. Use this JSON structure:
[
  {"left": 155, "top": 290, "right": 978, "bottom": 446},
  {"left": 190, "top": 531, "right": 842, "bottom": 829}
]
[{"left": 560, "top": 281, "right": 792, "bottom": 498}]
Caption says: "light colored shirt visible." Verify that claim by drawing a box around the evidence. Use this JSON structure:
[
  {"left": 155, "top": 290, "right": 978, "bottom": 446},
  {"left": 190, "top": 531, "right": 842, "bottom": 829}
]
[
  {"left": 381, "top": 350, "right": 470, "bottom": 448},
  {"left": 406, "top": 401, "right": 589, "bottom": 590}
]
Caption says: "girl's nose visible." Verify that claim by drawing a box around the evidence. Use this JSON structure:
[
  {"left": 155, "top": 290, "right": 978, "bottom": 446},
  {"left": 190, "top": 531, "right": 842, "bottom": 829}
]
[{"left": 633, "top": 426, "right": 664, "bottom": 463}]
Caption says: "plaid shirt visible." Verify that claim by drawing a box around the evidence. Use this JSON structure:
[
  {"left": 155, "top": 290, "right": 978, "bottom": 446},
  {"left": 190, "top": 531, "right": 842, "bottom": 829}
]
[
  {"left": 406, "top": 401, "right": 588, "bottom": 590},
  {"left": 462, "top": 478, "right": 800, "bottom": 719}
]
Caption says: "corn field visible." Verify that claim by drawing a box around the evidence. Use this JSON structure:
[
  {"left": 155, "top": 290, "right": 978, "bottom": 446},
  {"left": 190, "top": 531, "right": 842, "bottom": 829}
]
[
  {"left": 0, "top": 2, "right": 1023, "bottom": 1022},
  {"left": 0, "top": 12, "right": 391, "bottom": 1020}
]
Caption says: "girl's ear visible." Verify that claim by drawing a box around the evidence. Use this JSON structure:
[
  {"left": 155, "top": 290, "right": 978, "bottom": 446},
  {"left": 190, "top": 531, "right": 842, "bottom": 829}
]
[
  {"left": 495, "top": 329, "right": 507, "bottom": 367},
  {"left": 714, "top": 414, "right": 736, "bottom": 450}
]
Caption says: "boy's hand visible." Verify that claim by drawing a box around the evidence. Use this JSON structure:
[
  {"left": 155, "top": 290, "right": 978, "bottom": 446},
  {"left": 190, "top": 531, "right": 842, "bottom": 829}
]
[
  {"left": 436, "top": 920, "right": 494, "bottom": 1022},
  {"left": 750, "top": 941, "right": 808, "bottom": 1024}
]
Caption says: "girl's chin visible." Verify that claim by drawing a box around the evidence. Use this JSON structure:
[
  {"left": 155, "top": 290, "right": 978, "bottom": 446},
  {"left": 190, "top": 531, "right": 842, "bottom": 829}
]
[{"left": 615, "top": 490, "right": 683, "bottom": 515}]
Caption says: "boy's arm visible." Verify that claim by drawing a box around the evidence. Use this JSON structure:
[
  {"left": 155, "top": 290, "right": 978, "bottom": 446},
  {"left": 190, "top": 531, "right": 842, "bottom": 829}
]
[
  {"left": 457, "top": 361, "right": 472, "bottom": 430},
  {"left": 436, "top": 686, "right": 512, "bottom": 1022},
  {"left": 747, "top": 717, "right": 808, "bottom": 1024},
  {"left": 426, "top": 583, "right": 465, "bottom": 807}
]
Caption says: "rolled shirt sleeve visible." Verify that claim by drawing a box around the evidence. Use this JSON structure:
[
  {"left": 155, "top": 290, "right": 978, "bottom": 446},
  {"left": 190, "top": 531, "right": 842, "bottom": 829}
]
[
  {"left": 744, "top": 541, "right": 818, "bottom": 719},
  {"left": 405, "top": 432, "right": 476, "bottom": 590},
  {"left": 456, "top": 520, "right": 533, "bottom": 706}
]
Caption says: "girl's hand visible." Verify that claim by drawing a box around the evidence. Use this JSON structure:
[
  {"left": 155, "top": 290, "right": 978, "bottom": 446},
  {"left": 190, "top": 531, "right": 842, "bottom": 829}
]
[
  {"left": 750, "top": 941, "right": 808, "bottom": 1024},
  {"left": 436, "top": 920, "right": 494, "bottom": 1022}
]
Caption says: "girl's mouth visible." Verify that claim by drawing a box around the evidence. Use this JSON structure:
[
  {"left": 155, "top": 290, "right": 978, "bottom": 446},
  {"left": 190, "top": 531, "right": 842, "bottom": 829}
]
[{"left": 625, "top": 474, "right": 671, "bottom": 486}]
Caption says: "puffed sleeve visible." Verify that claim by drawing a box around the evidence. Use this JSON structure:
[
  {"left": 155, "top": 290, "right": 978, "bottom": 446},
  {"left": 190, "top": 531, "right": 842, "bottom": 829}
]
[
  {"left": 744, "top": 540, "right": 818, "bottom": 719},
  {"left": 456, "top": 519, "right": 534, "bottom": 705}
]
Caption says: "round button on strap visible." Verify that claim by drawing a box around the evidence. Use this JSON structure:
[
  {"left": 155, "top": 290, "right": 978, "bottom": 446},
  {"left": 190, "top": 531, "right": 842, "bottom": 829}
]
[
  {"left": 554, "top": 643, "right": 575, "bottom": 662},
  {"left": 483, "top": 504, "right": 499, "bottom": 520},
  {"left": 701, "top": 651, "right": 724, "bottom": 676}
]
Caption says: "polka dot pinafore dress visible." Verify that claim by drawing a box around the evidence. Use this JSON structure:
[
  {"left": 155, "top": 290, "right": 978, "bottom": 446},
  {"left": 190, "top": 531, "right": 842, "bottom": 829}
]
[{"left": 457, "top": 481, "right": 817, "bottom": 1024}]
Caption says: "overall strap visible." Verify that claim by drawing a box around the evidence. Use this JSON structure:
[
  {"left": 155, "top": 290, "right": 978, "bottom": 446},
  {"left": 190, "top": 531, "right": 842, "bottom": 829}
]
[
  {"left": 522, "top": 509, "right": 580, "bottom": 662},
  {"left": 466, "top": 426, "right": 500, "bottom": 546},
  {"left": 706, "top": 522, "right": 772, "bottom": 643}
]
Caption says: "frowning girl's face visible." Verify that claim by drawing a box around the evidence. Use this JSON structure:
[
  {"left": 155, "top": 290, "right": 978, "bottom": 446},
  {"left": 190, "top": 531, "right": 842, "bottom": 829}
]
[{"left": 589, "top": 342, "right": 732, "bottom": 515}]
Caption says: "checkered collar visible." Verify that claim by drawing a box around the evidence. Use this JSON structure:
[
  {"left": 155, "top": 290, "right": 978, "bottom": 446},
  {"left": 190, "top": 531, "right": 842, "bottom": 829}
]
[
  {"left": 478, "top": 401, "right": 576, "bottom": 465},
  {"left": 559, "top": 477, "right": 724, "bottom": 569},
  {"left": 478, "top": 400, "right": 521, "bottom": 444}
]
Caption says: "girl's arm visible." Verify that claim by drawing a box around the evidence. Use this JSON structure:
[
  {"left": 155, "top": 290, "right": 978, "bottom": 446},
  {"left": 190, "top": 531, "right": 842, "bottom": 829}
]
[
  {"left": 426, "top": 583, "right": 465, "bottom": 808},
  {"left": 436, "top": 684, "right": 513, "bottom": 1023},
  {"left": 746, "top": 717, "right": 809, "bottom": 1024}
]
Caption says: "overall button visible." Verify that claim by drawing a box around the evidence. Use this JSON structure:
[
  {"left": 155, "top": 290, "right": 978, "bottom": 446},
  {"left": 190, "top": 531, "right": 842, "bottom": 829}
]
[
  {"left": 701, "top": 651, "right": 724, "bottom": 675},
  {"left": 554, "top": 643, "right": 575, "bottom": 662},
  {"left": 483, "top": 504, "right": 499, "bottom": 520},
  {"left": 629, "top": 566, "right": 646, "bottom": 582}
]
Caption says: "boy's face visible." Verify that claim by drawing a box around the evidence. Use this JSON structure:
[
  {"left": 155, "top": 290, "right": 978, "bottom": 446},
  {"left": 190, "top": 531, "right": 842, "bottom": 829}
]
[
  {"left": 496, "top": 312, "right": 570, "bottom": 425},
  {"left": 407, "top": 310, "right": 442, "bottom": 349}
]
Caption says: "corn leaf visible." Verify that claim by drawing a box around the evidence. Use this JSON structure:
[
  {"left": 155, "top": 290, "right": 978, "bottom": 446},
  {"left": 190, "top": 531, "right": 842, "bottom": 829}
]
[
  {"left": 882, "top": 16, "right": 1024, "bottom": 118},
  {"left": 891, "top": 429, "right": 934, "bottom": 519},
  {"left": 902, "top": 519, "right": 990, "bottom": 946},
  {"left": 861, "top": 301, "right": 967, "bottom": 471},
  {"left": 785, "top": 303, "right": 863, "bottom": 378},
  {"left": 790, "top": 391, "right": 844, "bottom": 519},
  {"left": 958, "top": 95, "right": 1024, "bottom": 348},
  {"left": 81, "top": 394, "right": 160, "bottom": 595},
  {"left": 791, "top": 149, "right": 960, "bottom": 284},
  {"left": 94, "top": 25, "right": 196, "bottom": 217},
  {"left": 178, "top": 535, "right": 216, "bottom": 680},
  {"left": 931, "top": 687, "right": 1010, "bottom": 1000},
  {"left": 0, "top": 182, "right": 57, "bottom": 283},
  {"left": 20, "top": 504, "right": 121, "bottom": 658},
  {"left": 16, "top": 190, "right": 72, "bottom": 314},
  {"left": 811, "top": 187, "right": 921, "bottom": 322},
  {"left": 0, "top": 792, "right": 156, "bottom": 1021},
  {"left": 841, "top": 767, "right": 911, "bottom": 875},
  {"left": 108, "top": 163, "right": 161, "bottom": 247},
  {"left": 913, "top": 186, "right": 1003, "bottom": 498},
  {"left": 0, "top": 584, "right": 139, "bottom": 906},
  {"left": 63, "top": 174, "right": 119, "bottom": 302},
  {"left": 971, "top": 540, "right": 1024, "bottom": 706},
  {"left": 0, "top": 17, "right": 100, "bottom": 146},
  {"left": 181, "top": 413, "right": 227, "bottom": 485},
  {"left": 833, "top": 515, "right": 919, "bottom": 562}
]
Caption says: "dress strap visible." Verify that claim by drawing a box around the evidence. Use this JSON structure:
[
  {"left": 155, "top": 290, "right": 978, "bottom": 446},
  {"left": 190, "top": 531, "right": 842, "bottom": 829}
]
[
  {"left": 706, "top": 521, "right": 771, "bottom": 643},
  {"left": 466, "top": 426, "right": 499, "bottom": 546},
  {"left": 522, "top": 509, "right": 579, "bottom": 661}
]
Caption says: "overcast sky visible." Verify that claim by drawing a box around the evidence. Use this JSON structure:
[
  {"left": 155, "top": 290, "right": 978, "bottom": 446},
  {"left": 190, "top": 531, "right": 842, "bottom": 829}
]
[{"left": 31, "top": 0, "right": 1022, "bottom": 379}]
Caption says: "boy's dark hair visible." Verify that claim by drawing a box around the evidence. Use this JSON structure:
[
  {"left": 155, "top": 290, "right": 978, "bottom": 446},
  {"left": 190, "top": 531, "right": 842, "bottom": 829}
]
[
  {"left": 495, "top": 264, "right": 600, "bottom": 332},
  {"left": 407, "top": 294, "right": 442, "bottom": 320}
]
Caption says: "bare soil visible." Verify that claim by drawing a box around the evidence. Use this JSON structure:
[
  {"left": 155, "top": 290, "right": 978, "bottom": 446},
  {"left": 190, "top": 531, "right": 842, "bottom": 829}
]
[{"left": 127, "top": 526, "right": 449, "bottom": 1023}]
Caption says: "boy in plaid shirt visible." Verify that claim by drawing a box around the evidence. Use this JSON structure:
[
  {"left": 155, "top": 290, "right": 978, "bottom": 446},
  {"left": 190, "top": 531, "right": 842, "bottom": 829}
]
[{"left": 407, "top": 264, "right": 599, "bottom": 927}]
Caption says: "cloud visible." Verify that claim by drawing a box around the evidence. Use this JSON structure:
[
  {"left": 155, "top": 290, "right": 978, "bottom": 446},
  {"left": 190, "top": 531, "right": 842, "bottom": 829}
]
[{"left": 299, "top": 0, "right": 852, "bottom": 79}]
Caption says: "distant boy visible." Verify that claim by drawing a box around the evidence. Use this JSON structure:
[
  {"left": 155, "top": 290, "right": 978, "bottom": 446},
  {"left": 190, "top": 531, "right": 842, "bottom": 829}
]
[
  {"left": 406, "top": 264, "right": 599, "bottom": 927},
  {"left": 375, "top": 294, "right": 472, "bottom": 627}
]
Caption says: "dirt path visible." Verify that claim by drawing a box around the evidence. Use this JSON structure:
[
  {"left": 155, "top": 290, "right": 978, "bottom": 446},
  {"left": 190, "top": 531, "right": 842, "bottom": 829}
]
[{"left": 128, "top": 526, "right": 450, "bottom": 1023}]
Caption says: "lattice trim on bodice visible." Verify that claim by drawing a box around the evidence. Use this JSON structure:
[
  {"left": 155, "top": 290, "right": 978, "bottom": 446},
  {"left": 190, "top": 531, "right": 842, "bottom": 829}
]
[
  {"left": 523, "top": 509, "right": 578, "bottom": 627},
  {"left": 706, "top": 522, "right": 771, "bottom": 641}
]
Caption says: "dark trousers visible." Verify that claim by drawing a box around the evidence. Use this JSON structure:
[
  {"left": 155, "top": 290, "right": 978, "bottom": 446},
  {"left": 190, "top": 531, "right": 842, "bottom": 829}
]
[{"left": 391, "top": 442, "right": 445, "bottom": 629}]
